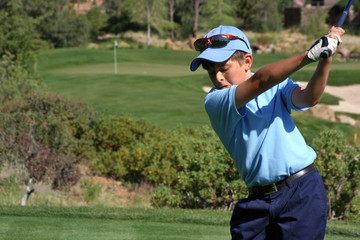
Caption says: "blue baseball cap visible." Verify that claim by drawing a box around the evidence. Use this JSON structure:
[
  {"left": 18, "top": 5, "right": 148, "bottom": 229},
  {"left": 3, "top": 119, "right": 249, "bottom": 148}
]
[{"left": 190, "top": 25, "right": 252, "bottom": 71}]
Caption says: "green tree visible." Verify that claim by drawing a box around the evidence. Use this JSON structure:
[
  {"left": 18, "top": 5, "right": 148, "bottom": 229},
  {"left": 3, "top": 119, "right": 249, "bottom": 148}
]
[
  {"left": 44, "top": 11, "right": 91, "bottom": 48},
  {"left": 21, "top": 0, "right": 91, "bottom": 48},
  {"left": 123, "top": 0, "right": 169, "bottom": 46},
  {"left": 235, "top": 0, "right": 290, "bottom": 32},
  {"left": 103, "top": 0, "right": 125, "bottom": 15},
  {"left": 86, "top": 6, "right": 109, "bottom": 41},
  {"left": 168, "top": 0, "right": 176, "bottom": 39},
  {"left": 173, "top": 0, "right": 207, "bottom": 38},
  {"left": 200, "top": 0, "right": 236, "bottom": 31},
  {"left": 0, "top": 0, "right": 41, "bottom": 103},
  {"left": 175, "top": 0, "right": 195, "bottom": 37},
  {"left": 20, "top": 0, "right": 67, "bottom": 18},
  {"left": 0, "top": 0, "right": 37, "bottom": 74}
]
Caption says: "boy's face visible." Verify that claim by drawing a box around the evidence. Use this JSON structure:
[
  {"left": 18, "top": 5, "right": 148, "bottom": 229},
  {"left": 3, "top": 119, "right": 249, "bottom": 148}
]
[{"left": 206, "top": 57, "right": 251, "bottom": 89}]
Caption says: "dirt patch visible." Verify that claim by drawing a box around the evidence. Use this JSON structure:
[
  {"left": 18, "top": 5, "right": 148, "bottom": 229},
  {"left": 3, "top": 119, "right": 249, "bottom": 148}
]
[
  {"left": 66, "top": 165, "right": 154, "bottom": 207},
  {"left": 14, "top": 165, "right": 154, "bottom": 207}
]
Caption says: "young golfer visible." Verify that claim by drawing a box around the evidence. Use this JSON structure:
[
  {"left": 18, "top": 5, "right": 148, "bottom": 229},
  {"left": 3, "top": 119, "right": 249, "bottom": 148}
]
[{"left": 190, "top": 25, "right": 344, "bottom": 240}]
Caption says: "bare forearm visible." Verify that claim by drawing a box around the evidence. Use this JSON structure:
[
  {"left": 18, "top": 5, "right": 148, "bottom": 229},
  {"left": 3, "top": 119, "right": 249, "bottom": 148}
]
[
  {"left": 291, "top": 57, "right": 332, "bottom": 108},
  {"left": 306, "top": 57, "right": 332, "bottom": 105}
]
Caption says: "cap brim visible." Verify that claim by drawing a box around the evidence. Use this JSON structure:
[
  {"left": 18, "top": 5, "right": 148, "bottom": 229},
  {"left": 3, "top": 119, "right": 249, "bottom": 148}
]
[{"left": 190, "top": 48, "right": 236, "bottom": 71}]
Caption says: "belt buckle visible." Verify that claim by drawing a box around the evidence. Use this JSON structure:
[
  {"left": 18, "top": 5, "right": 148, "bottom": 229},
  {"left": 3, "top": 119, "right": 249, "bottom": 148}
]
[
  {"left": 248, "top": 183, "right": 278, "bottom": 195},
  {"left": 264, "top": 183, "right": 278, "bottom": 195}
]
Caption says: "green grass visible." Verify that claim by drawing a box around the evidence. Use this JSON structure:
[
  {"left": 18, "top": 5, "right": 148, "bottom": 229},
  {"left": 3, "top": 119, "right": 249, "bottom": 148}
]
[
  {"left": 0, "top": 206, "right": 359, "bottom": 240},
  {"left": 0, "top": 216, "right": 229, "bottom": 240},
  {"left": 40, "top": 72, "right": 210, "bottom": 128},
  {"left": 293, "top": 112, "right": 359, "bottom": 143},
  {"left": 320, "top": 92, "right": 342, "bottom": 105},
  {"left": 37, "top": 48, "right": 200, "bottom": 72},
  {"left": 38, "top": 48, "right": 211, "bottom": 128}
]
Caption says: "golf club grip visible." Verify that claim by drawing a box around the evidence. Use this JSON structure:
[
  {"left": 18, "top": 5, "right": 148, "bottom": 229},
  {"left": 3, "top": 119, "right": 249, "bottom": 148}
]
[
  {"left": 320, "top": 0, "right": 353, "bottom": 58},
  {"left": 336, "top": 11, "right": 349, "bottom": 27}
]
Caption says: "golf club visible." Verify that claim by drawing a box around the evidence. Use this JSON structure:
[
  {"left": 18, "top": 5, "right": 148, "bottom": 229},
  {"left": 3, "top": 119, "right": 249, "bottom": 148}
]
[{"left": 320, "top": 0, "right": 353, "bottom": 58}]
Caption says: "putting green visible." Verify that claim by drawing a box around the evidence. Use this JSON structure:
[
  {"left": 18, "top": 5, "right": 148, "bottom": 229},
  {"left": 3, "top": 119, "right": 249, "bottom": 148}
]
[{"left": 50, "top": 62, "right": 207, "bottom": 77}]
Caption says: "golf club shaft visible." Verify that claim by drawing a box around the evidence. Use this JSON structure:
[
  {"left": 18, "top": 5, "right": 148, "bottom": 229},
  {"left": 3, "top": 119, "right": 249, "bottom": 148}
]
[
  {"left": 320, "top": 0, "right": 353, "bottom": 58},
  {"left": 336, "top": 0, "right": 353, "bottom": 27}
]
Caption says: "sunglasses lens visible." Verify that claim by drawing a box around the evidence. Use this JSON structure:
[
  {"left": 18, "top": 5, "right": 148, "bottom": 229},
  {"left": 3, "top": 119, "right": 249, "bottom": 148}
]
[
  {"left": 209, "top": 35, "right": 230, "bottom": 47},
  {"left": 194, "top": 39, "right": 207, "bottom": 51}
]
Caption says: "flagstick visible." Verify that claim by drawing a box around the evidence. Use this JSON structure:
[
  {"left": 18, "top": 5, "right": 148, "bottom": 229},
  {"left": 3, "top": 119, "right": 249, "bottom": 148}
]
[{"left": 114, "top": 41, "right": 118, "bottom": 74}]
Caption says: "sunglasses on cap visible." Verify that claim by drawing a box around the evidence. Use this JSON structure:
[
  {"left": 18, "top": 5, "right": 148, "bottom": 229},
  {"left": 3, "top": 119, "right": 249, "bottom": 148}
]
[{"left": 194, "top": 34, "right": 250, "bottom": 52}]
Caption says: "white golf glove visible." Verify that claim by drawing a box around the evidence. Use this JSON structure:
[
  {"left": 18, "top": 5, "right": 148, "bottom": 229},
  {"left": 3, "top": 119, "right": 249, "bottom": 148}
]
[{"left": 307, "top": 35, "right": 338, "bottom": 61}]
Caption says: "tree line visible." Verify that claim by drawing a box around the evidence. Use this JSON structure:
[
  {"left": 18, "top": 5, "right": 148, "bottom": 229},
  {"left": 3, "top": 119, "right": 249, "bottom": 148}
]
[{"left": 2, "top": 0, "right": 359, "bottom": 52}]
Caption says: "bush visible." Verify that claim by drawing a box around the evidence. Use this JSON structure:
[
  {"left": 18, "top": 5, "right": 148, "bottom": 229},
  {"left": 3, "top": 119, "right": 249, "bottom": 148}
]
[
  {"left": 149, "top": 127, "right": 247, "bottom": 209},
  {"left": 0, "top": 92, "right": 93, "bottom": 189},
  {"left": 151, "top": 185, "right": 183, "bottom": 208},
  {"left": 0, "top": 53, "right": 42, "bottom": 102},
  {"left": 312, "top": 129, "right": 360, "bottom": 220},
  {"left": 347, "top": 195, "right": 360, "bottom": 222},
  {"left": 82, "top": 120, "right": 247, "bottom": 209},
  {"left": 81, "top": 115, "right": 176, "bottom": 184}
]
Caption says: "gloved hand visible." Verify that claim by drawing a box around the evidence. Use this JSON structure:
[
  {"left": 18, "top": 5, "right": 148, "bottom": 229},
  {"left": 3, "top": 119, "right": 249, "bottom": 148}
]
[{"left": 307, "top": 36, "right": 338, "bottom": 61}]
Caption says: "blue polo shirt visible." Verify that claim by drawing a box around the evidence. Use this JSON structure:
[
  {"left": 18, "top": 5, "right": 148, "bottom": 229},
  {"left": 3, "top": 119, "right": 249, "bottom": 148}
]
[{"left": 204, "top": 78, "right": 316, "bottom": 186}]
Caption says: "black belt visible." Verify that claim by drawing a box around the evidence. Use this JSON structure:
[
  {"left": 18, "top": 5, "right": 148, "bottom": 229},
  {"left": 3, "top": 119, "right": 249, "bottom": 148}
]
[{"left": 248, "top": 164, "right": 315, "bottom": 195}]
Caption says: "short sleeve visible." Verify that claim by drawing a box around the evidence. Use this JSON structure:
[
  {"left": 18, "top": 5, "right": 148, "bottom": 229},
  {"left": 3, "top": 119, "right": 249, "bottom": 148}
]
[{"left": 279, "top": 78, "right": 309, "bottom": 112}]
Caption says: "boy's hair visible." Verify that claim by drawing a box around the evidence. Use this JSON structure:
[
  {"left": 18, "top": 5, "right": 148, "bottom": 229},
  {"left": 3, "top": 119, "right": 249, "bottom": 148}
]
[{"left": 201, "top": 51, "right": 246, "bottom": 70}]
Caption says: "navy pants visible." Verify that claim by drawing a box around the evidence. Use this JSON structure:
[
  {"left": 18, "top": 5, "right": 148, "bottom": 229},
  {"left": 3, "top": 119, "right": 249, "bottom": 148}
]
[{"left": 230, "top": 170, "right": 327, "bottom": 240}]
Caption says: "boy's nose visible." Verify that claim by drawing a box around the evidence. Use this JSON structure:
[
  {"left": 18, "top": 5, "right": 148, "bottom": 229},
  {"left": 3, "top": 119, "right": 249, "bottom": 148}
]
[{"left": 215, "top": 71, "right": 224, "bottom": 82}]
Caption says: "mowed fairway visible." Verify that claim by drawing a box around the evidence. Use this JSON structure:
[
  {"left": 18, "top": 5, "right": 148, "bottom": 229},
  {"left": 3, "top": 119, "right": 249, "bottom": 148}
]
[
  {"left": 38, "top": 48, "right": 360, "bottom": 129},
  {"left": 1, "top": 216, "right": 360, "bottom": 240},
  {"left": 37, "top": 48, "right": 360, "bottom": 130},
  {"left": 38, "top": 48, "right": 211, "bottom": 128},
  {"left": 0, "top": 206, "right": 359, "bottom": 240},
  {"left": 0, "top": 207, "right": 232, "bottom": 240},
  {"left": 0, "top": 217, "right": 229, "bottom": 240}
]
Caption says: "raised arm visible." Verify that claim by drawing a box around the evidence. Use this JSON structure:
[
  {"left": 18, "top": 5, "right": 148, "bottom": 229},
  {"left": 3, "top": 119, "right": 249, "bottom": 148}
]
[
  {"left": 234, "top": 27, "right": 344, "bottom": 109},
  {"left": 292, "top": 27, "right": 345, "bottom": 108},
  {"left": 234, "top": 51, "right": 312, "bottom": 108}
]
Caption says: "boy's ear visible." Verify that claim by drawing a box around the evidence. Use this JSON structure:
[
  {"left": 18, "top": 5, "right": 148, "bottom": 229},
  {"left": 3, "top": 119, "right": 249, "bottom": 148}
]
[{"left": 244, "top": 54, "right": 253, "bottom": 72}]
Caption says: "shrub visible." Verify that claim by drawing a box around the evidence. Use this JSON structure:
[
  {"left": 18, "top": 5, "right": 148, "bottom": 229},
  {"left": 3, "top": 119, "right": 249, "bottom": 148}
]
[
  {"left": 0, "top": 92, "right": 92, "bottom": 189},
  {"left": 84, "top": 120, "right": 248, "bottom": 209},
  {"left": 150, "top": 185, "right": 183, "bottom": 208},
  {"left": 0, "top": 54, "right": 42, "bottom": 102},
  {"left": 150, "top": 127, "right": 247, "bottom": 209},
  {"left": 81, "top": 115, "right": 165, "bottom": 181},
  {"left": 312, "top": 129, "right": 360, "bottom": 220},
  {"left": 346, "top": 195, "right": 360, "bottom": 222}
]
